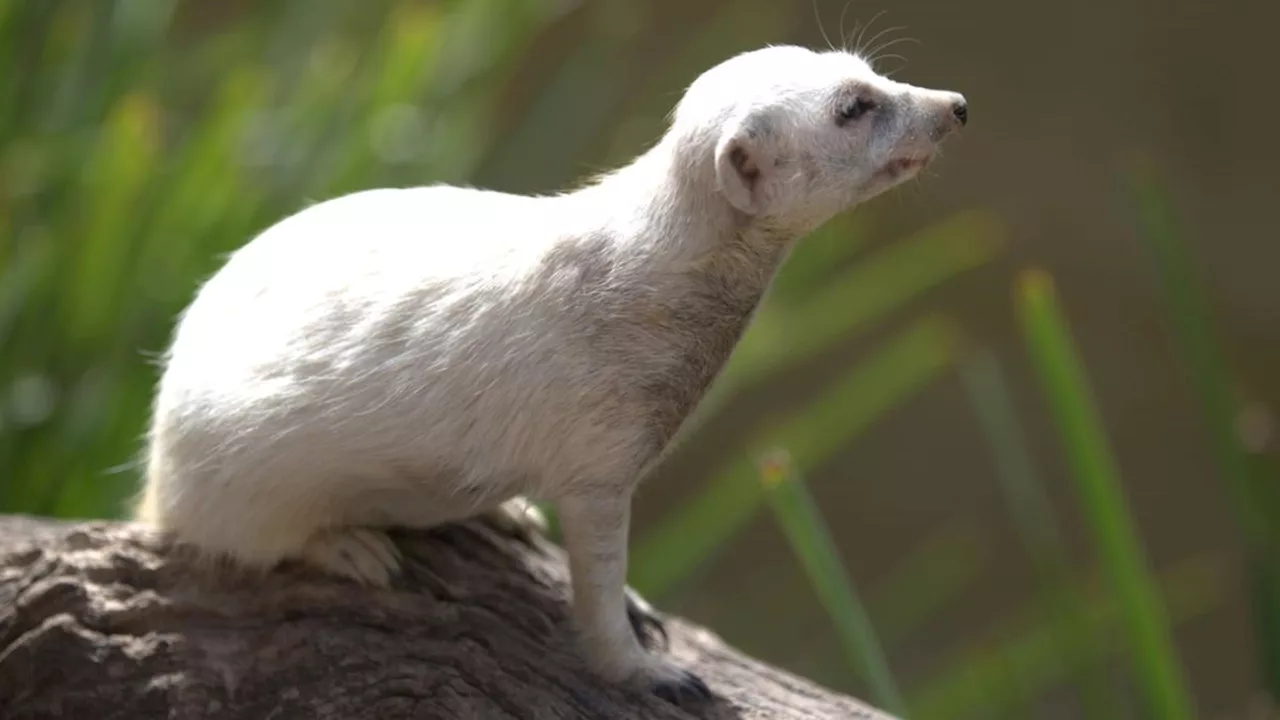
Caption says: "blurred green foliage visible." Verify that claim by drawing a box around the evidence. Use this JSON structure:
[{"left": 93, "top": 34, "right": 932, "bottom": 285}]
[
  {"left": 1016, "top": 269, "right": 1193, "bottom": 720},
  {"left": 1128, "top": 169, "right": 1280, "bottom": 699},
  {"left": 760, "top": 447, "right": 906, "bottom": 714},
  {"left": 1, "top": 2, "right": 1273, "bottom": 719}
]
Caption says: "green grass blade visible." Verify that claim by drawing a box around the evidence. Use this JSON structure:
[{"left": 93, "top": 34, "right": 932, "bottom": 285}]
[
  {"left": 1128, "top": 168, "right": 1280, "bottom": 697},
  {"left": 910, "top": 553, "right": 1227, "bottom": 720},
  {"left": 959, "top": 349, "right": 1126, "bottom": 719},
  {"left": 631, "top": 315, "right": 962, "bottom": 598},
  {"left": 869, "top": 522, "right": 987, "bottom": 648},
  {"left": 759, "top": 448, "right": 907, "bottom": 716},
  {"left": 1127, "top": 169, "right": 1262, "bottom": 537},
  {"left": 1014, "top": 268, "right": 1196, "bottom": 720}
]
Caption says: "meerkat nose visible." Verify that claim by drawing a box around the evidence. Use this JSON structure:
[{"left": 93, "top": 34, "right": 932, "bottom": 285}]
[{"left": 951, "top": 97, "right": 968, "bottom": 127}]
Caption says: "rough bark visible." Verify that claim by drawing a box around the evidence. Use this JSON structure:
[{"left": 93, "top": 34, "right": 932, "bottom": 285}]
[{"left": 0, "top": 514, "right": 894, "bottom": 720}]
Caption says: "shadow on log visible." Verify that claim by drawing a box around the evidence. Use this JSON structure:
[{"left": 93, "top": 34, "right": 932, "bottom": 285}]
[{"left": 0, "top": 514, "right": 895, "bottom": 719}]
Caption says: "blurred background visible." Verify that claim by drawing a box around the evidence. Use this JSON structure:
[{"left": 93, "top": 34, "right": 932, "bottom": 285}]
[{"left": 2, "top": 1, "right": 1277, "bottom": 718}]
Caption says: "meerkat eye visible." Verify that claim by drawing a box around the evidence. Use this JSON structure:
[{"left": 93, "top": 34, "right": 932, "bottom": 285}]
[{"left": 837, "top": 97, "right": 877, "bottom": 125}]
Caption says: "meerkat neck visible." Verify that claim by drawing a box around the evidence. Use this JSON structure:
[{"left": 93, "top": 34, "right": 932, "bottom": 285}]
[
  {"left": 584, "top": 132, "right": 796, "bottom": 294},
  {"left": 566, "top": 134, "right": 797, "bottom": 441}
]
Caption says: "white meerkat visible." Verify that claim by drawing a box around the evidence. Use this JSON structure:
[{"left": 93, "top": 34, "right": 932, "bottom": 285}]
[{"left": 136, "top": 44, "right": 967, "bottom": 706}]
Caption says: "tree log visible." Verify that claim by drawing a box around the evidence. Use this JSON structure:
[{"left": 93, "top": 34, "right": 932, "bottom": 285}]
[{"left": 0, "top": 514, "right": 895, "bottom": 720}]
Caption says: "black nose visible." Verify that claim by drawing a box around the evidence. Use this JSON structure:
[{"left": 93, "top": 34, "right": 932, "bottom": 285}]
[{"left": 952, "top": 100, "right": 968, "bottom": 126}]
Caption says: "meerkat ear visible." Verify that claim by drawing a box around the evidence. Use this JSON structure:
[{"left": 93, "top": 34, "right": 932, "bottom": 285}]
[{"left": 714, "top": 116, "right": 776, "bottom": 215}]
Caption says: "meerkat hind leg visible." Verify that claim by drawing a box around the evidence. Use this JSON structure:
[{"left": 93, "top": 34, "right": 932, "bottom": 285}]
[
  {"left": 300, "top": 527, "right": 402, "bottom": 587},
  {"left": 477, "top": 496, "right": 550, "bottom": 545}
]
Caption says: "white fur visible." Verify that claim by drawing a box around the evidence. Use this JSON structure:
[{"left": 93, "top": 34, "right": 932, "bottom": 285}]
[{"left": 137, "top": 45, "right": 966, "bottom": 693}]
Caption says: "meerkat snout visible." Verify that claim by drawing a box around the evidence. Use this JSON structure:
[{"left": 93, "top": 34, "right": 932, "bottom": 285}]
[
  {"left": 931, "top": 91, "right": 969, "bottom": 135},
  {"left": 912, "top": 89, "right": 970, "bottom": 137}
]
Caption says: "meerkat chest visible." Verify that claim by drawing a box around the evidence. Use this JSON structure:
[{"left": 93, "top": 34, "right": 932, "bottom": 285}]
[{"left": 580, "top": 276, "right": 764, "bottom": 445}]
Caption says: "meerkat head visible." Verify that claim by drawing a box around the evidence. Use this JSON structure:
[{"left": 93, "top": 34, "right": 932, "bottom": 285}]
[{"left": 669, "top": 45, "right": 967, "bottom": 232}]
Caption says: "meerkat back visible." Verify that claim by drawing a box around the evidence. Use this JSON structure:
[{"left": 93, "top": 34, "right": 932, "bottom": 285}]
[{"left": 137, "top": 183, "right": 566, "bottom": 561}]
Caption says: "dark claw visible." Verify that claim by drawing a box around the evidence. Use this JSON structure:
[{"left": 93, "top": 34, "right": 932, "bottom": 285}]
[
  {"left": 652, "top": 669, "right": 713, "bottom": 707},
  {"left": 625, "top": 585, "right": 670, "bottom": 651}
]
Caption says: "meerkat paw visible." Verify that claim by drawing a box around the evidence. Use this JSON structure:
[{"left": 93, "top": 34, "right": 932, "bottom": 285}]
[
  {"left": 478, "top": 496, "right": 549, "bottom": 546},
  {"left": 638, "top": 658, "right": 713, "bottom": 708},
  {"left": 301, "top": 528, "right": 402, "bottom": 587},
  {"left": 625, "top": 585, "right": 670, "bottom": 651},
  {"left": 585, "top": 644, "right": 710, "bottom": 707}
]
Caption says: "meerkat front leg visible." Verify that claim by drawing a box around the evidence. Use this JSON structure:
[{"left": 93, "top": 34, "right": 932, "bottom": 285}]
[
  {"left": 557, "top": 492, "right": 710, "bottom": 706},
  {"left": 481, "top": 495, "right": 672, "bottom": 650}
]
